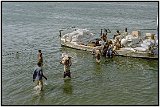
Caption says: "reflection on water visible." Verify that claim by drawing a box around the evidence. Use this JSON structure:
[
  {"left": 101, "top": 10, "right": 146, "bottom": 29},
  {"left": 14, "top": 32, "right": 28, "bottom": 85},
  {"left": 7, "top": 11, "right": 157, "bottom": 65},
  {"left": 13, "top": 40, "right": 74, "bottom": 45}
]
[
  {"left": 143, "top": 59, "right": 158, "bottom": 68},
  {"left": 32, "top": 90, "right": 45, "bottom": 105},
  {"left": 95, "top": 63, "right": 102, "bottom": 72},
  {"left": 94, "top": 61, "right": 102, "bottom": 76},
  {"left": 63, "top": 79, "right": 73, "bottom": 95}
]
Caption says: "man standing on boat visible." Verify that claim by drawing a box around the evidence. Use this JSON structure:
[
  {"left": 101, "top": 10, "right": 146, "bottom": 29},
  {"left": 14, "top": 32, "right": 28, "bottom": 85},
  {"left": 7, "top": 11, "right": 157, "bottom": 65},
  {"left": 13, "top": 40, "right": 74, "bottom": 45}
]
[
  {"left": 113, "top": 30, "right": 121, "bottom": 39},
  {"left": 60, "top": 54, "right": 72, "bottom": 78}
]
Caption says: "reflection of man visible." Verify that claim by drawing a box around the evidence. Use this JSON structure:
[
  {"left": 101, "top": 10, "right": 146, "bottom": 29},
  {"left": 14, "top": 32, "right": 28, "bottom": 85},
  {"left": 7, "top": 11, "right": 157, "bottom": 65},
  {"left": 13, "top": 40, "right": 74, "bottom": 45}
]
[{"left": 63, "top": 79, "right": 73, "bottom": 95}]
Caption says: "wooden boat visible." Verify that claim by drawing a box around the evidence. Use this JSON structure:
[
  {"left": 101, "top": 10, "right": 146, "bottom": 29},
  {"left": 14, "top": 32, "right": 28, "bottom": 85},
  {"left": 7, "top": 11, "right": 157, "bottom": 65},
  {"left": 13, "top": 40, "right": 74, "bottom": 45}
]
[{"left": 59, "top": 28, "right": 158, "bottom": 59}]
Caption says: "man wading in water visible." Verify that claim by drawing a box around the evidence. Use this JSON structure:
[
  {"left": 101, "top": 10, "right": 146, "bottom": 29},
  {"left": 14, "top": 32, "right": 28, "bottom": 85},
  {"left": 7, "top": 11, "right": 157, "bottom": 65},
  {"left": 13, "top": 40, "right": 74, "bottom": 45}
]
[
  {"left": 92, "top": 48, "right": 101, "bottom": 63},
  {"left": 33, "top": 62, "right": 47, "bottom": 91},
  {"left": 38, "top": 50, "right": 43, "bottom": 66},
  {"left": 60, "top": 54, "right": 72, "bottom": 78},
  {"left": 95, "top": 49, "right": 101, "bottom": 63}
]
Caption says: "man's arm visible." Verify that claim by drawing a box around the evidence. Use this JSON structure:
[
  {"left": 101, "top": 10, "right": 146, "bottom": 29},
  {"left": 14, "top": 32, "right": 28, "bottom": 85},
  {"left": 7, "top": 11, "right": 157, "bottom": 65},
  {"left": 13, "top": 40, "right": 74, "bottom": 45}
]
[
  {"left": 41, "top": 70, "right": 47, "bottom": 80},
  {"left": 43, "top": 75, "right": 47, "bottom": 80}
]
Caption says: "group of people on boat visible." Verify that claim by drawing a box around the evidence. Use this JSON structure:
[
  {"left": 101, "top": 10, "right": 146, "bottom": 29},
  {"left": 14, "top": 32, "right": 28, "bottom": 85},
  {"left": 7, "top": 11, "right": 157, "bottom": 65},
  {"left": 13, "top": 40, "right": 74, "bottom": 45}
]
[
  {"left": 91, "top": 27, "right": 158, "bottom": 63},
  {"left": 91, "top": 28, "right": 128, "bottom": 63}
]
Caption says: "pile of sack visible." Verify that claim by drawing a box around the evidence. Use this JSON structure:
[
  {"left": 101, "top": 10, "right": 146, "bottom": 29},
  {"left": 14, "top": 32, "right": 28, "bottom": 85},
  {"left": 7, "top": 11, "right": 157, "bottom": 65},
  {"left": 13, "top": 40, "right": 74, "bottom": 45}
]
[
  {"left": 61, "top": 29, "right": 94, "bottom": 45},
  {"left": 134, "top": 33, "right": 158, "bottom": 53},
  {"left": 121, "top": 31, "right": 141, "bottom": 47}
]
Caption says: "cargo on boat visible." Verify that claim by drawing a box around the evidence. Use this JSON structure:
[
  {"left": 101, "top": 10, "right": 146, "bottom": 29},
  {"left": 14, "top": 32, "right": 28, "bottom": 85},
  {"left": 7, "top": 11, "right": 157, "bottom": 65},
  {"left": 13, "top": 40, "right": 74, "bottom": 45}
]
[{"left": 59, "top": 28, "right": 158, "bottom": 59}]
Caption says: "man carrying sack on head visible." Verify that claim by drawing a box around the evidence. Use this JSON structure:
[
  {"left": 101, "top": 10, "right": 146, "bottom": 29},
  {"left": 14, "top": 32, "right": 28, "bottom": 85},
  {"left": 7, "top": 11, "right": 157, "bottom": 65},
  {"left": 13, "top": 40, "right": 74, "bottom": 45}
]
[{"left": 60, "top": 54, "right": 72, "bottom": 78}]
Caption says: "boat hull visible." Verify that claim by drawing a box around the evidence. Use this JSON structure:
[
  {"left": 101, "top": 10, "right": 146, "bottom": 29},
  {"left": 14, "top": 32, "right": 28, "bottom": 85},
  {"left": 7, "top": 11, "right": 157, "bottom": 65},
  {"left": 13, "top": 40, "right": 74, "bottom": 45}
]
[{"left": 61, "top": 40, "right": 158, "bottom": 59}]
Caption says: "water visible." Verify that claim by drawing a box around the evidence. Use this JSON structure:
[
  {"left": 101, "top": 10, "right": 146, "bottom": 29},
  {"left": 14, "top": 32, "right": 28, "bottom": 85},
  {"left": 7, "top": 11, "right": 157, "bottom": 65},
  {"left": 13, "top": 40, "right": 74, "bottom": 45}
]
[{"left": 2, "top": 2, "right": 158, "bottom": 105}]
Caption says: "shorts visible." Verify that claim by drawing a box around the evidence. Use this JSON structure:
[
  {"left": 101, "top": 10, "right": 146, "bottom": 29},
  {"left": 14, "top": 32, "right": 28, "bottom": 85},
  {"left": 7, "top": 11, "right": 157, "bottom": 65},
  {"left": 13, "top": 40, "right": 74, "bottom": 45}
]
[
  {"left": 64, "top": 71, "right": 71, "bottom": 78},
  {"left": 38, "top": 59, "right": 43, "bottom": 65}
]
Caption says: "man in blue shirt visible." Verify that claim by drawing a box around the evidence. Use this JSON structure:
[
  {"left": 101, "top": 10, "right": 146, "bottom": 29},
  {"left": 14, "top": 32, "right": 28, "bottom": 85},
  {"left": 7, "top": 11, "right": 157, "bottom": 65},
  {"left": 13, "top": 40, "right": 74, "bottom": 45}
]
[{"left": 33, "top": 62, "right": 47, "bottom": 91}]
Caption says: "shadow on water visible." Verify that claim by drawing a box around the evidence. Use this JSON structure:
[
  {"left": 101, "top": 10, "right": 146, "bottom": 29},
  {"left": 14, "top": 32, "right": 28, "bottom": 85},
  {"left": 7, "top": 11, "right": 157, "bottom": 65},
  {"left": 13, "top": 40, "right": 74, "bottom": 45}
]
[
  {"left": 105, "top": 57, "right": 115, "bottom": 64},
  {"left": 95, "top": 63, "right": 102, "bottom": 72},
  {"left": 62, "top": 79, "right": 73, "bottom": 95},
  {"left": 142, "top": 58, "right": 158, "bottom": 68},
  {"left": 93, "top": 61, "right": 103, "bottom": 76}
]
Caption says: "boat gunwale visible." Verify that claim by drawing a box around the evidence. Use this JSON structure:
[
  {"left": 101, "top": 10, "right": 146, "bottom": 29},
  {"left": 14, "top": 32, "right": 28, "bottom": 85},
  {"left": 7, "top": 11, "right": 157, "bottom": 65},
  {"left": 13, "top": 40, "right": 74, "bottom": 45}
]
[{"left": 60, "top": 40, "right": 158, "bottom": 59}]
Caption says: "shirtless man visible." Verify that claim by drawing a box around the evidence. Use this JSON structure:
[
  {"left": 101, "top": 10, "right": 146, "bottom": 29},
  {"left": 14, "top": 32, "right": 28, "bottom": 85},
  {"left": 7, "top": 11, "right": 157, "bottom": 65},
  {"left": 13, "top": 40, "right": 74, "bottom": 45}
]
[
  {"left": 38, "top": 50, "right": 43, "bottom": 65},
  {"left": 60, "top": 55, "right": 72, "bottom": 78},
  {"left": 95, "top": 49, "right": 101, "bottom": 63}
]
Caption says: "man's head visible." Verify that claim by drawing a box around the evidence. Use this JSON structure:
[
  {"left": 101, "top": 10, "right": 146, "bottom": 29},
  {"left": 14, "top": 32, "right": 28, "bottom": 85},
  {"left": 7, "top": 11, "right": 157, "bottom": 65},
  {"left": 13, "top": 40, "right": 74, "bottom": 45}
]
[{"left": 38, "top": 50, "right": 41, "bottom": 53}]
